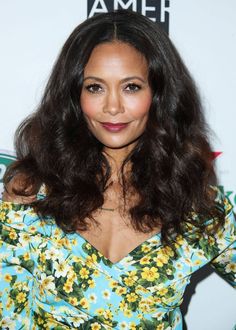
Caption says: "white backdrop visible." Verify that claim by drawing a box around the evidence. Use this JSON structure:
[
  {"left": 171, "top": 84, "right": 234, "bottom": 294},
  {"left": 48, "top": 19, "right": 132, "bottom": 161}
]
[{"left": 0, "top": 1, "right": 235, "bottom": 329}]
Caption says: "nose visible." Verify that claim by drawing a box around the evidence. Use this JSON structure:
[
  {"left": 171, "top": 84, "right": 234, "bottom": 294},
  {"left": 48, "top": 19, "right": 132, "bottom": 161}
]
[{"left": 103, "top": 90, "right": 124, "bottom": 115}]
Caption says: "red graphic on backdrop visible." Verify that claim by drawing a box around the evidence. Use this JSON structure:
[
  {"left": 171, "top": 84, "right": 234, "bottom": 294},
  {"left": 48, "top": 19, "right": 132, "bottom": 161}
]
[{"left": 212, "top": 151, "right": 222, "bottom": 160}]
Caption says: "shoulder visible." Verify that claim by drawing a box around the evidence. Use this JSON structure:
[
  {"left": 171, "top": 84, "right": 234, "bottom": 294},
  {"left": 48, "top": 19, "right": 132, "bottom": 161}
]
[
  {"left": 186, "top": 185, "right": 236, "bottom": 258},
  {"left": 0, "top": 194, "right": 54, "bottom": 244},
  {"left": 209, "top": 185, "right": 234, "bottom": 220}
]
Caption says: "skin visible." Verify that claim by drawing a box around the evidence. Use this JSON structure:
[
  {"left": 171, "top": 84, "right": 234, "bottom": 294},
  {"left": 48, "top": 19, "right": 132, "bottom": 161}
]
[
  {"left": 78, "top": 41, "right": 160, "bottom": 263},
  {"left": 80, "top": 41, "right": 153, "bottom": 172}
]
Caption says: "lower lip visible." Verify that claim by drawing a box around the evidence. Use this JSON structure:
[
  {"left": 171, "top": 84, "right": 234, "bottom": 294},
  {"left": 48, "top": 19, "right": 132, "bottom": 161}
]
[{"left": 101, "top": 123, "right": 129, "bottom": 132}]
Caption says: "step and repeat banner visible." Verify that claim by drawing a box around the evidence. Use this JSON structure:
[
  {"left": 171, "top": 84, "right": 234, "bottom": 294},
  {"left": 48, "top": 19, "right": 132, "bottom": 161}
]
[{"left": 0, "top": 1, "right": 235, "bottom": 329}]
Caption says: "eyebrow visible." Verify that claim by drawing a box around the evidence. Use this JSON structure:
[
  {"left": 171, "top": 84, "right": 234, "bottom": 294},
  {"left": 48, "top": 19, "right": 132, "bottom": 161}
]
[{"left": 83, "top": 76, "right": 146, "bottom": 83}]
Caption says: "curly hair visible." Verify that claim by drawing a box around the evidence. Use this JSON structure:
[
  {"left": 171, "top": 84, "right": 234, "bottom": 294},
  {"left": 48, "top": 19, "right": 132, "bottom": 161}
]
[{"left": 5, "top": 10, "right": 224, "bottom": 243}]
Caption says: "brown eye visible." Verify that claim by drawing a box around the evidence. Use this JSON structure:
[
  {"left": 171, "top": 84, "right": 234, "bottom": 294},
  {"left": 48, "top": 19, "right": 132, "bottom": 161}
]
[
  {"left": 85, "top": 83, "right": 103, "bottom": 94},
  {"left": 125, "top": 83, "right": 141, "bottom": 92}
]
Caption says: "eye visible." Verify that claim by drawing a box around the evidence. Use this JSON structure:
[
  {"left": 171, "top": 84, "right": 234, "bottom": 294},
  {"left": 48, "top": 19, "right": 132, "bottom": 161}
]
[
  {"left": 85, "top": 83, "right": 103, "bottom": 94},
  {"left": 124, "top": 83, "right": 141, "bottom": 93}
]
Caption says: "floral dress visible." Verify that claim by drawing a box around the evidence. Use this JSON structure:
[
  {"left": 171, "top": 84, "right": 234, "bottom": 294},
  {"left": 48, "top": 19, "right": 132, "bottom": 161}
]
[{"left": 0, "top": 186, "right": 235, "bottom": 330}]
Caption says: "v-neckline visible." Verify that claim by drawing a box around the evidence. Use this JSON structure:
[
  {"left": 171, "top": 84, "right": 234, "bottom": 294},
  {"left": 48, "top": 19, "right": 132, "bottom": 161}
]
[{"left": 73, "top": 230, "right": 162, "bottom": 266}]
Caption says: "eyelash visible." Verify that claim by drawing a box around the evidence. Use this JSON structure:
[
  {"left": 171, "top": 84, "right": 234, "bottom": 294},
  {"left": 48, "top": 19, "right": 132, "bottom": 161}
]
[{"left": 84, "top": 83, "right": 142, "bottom": 94}]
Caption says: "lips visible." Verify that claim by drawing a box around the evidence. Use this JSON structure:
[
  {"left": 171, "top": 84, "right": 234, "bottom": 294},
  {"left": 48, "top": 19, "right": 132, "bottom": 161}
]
[{"left": 101, "top": 122, "right": 129, "bottom": 132}]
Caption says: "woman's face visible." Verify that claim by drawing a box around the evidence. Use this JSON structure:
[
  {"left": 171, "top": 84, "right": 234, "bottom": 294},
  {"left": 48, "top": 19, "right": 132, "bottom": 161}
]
[{"left": 80, "top": 41, "right": 152, "bottom": 153}]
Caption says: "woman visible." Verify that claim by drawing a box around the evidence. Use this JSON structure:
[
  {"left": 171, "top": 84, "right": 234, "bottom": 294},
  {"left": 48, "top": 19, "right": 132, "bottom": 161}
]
[{"left": 0, "top": 9, "right": 235, "bottom": 330}]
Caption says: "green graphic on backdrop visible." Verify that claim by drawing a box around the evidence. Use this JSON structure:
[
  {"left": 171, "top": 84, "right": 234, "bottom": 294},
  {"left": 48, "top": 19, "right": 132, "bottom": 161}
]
[{"left": 0, "top": 151, "right": 16, "bottom": 193}]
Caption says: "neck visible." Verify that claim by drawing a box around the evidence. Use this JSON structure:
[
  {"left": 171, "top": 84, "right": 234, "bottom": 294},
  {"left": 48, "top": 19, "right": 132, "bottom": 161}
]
[{"left": 102, "top": 143, "right": 136, "bottom": 178}]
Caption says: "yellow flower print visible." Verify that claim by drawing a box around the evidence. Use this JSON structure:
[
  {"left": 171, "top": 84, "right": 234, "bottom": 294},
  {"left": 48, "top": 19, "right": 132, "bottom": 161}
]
[
  {"left": 39, "top": 253, "right": 46, "bottom": 263},
  {"left": 139, "top": 303, "right": 150, "bottom": 313},
  {"left": 79, "top": 267, "right": 89, "bottom": 279},
  {"left": 158, "top": 287, "right": 168, "bottom": 296},
  {"left": 23, "top": 252, "right": 30, "bottom": 261},
  {"left": 109, "top": 279, "right": 118, "bottom": 288},
  {"left": 162, "top": 246, "right": 174, "bottom": 257},
  {"left": 96, "top": 308, "right": 104, "bottom": 316},
  {"left": 63, "top": 281, "right": 73, "bottom": 294},
  {"left": 0, "top": 211, "right": 5, "bottom": 221},
  {"left": 61, "top": 237, "right": 71, "bottom": 249},
  {"left": 9, "top": 230, "right": 17, "bottom": 240},
  {"left": 194, "top": 259, "right": 201, "bottom": 266},
  {"left": 91, "top": 323, "right": 101, "bottom": 330},
  {"left": 141, "top": 267, "right": 159, "bottom": 281},
  {"left": 28, "top": 225, "right": 37, "bottom": 233},
  {"left": 134, "top": 285, "right": 149, "bottom": 294},
  {"left": 141, "top": 245, "right": 151, "bottom": 253},
  {"left": 53, "top": 227, "right": 61, "bottom": 236},
  {"left": 88, "top": 279, "right": 96, "bottom": 288},
  {"left": 71, "top": 238, "right": 78, "bottom": 246},
  {"left": 73, "top": 255, "right": 83, "bottom": 263},
  {"left": 115, "top": 286, "right": 127, "bottom": 296},
  {"left": 156, "top": 324, "right": 164, "bottom": 330},
  {"left": 93, "top": 269, "right": 100, "bottom": 277},
  {"left": 124, "top": 309, "right": 133, "bottom": 318},
  {"left": 103, "top": 309, "right": 113, "bottom": 320},
  {"left": 37, "top": 316, "right": 44, "bottom": 325},
  {"left": 4, "top": 274, "right": 12, "bottom": 283},
  {"left": 126, "top": 292, "right": 138, "bottom": 302},
  {"left": 208, "top": 236, "right": 215, "bottom": 246},
  {"left": 129, "top": 322, "right": 137, "bottom": 330},
  {"left": 67, "top": 270, "right": 77, "bottom": 282},
  {"left": 176, "top": 235, "right": 184, "bottom": 245},
  {"left": 154, "top": 255, "right": 168, "bottom": 267},
  {"left": 153, "top": 296, "right": 162, "bottom": 304},
  {"left": 68, "top": 297, "right": 79, "bottom": 306},
  {"left": 79, "top": 297, "right": 90, "bottom": 309},
  {"left": 86, "top": 253, "right": 97, "bottom": 267},
  {"left": 129, "top": 270, "right": 137, "bottom": 276},
  {"left": 140, "top": 256, "right": 151, "bottom": 265},
  {"left": 124, "top": 277, "right": 136, "bottom": 286},
  {"left": 119, "top": 300, "right": 128, "bottom": 311},
  {"left": 16, "top": 292, "right": 27, "bottom": 303},
  {"left": 6, "top": 298, "right": 13, "bottom": 310}
]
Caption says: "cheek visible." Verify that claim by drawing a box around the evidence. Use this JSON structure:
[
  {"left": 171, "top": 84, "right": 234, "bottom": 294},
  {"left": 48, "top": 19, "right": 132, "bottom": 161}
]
[
  {"left": 80, "top": 94, "right": 100, "bottom": 118},
  {"left": 126, "top": 94, "right": 152, "bottom": 119}
]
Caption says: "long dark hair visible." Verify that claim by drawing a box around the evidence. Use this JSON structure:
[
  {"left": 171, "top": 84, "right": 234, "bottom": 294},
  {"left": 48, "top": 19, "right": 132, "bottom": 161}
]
[{"left": 5, "top": 10, "right": 223, "bottom": 243}]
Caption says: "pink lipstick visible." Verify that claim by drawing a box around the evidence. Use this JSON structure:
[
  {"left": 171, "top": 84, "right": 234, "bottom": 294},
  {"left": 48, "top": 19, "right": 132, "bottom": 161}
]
[{"left": 101, "top": 122, "right": 129, "bottom": 132}]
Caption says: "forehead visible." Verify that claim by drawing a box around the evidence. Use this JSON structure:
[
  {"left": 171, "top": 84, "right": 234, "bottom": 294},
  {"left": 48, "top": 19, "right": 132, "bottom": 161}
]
[{"left": 84, "top": 41, "right": 149, "bottom": 77}]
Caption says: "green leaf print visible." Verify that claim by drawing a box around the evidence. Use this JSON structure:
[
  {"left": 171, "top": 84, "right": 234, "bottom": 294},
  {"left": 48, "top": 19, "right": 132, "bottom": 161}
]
[
  {"left": 139, "top": 318, "right": 159, "bottom": 329},
  {"left": 21, "top": 259, "right": 35, "bottom": 273}
]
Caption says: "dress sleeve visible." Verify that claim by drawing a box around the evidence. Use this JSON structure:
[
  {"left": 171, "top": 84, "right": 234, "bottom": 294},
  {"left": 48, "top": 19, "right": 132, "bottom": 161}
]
[
  {"left": 209, "top": 188, "right": 236, "bottom": 288},
  {"left": 0, "top": 201, "right": 37, "bottom": 329}
]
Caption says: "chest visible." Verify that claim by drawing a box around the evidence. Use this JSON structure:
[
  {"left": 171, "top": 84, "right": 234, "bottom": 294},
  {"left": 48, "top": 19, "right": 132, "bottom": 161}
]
[{"left": 77, "top": 209, "right": 161, "bottom": 264}]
